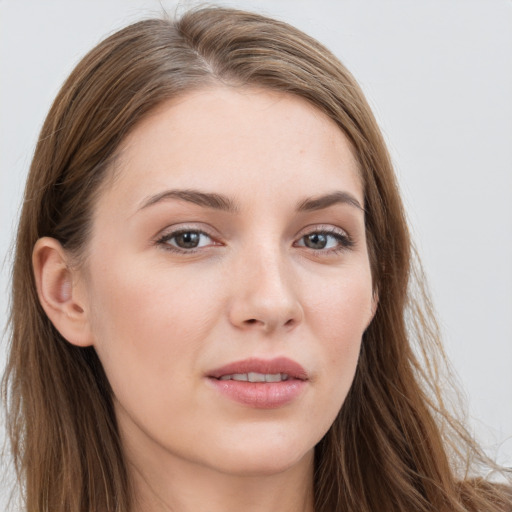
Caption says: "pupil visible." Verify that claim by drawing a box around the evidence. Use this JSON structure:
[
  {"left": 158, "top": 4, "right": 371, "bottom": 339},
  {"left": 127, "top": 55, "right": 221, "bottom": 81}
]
[
  {"left": 305, "top": 233, "right": 327, "bottom": 249},
  {"left": 176, "top": 232, "right": 200, "bottom": 248}
]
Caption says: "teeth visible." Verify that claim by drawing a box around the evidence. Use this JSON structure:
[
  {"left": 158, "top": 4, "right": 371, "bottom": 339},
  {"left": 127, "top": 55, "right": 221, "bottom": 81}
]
[
  {"left": 248, "top": 372, "right": 266, "bottom": 382},
  {"left": 265, "top": 373, "right": 282, "bottom": 383},
  {"left": 219, "top": 373, "right": 247, "bottom": 381},
  {"left": 218, "top": 373, "right": 290, "bottom": 382}
]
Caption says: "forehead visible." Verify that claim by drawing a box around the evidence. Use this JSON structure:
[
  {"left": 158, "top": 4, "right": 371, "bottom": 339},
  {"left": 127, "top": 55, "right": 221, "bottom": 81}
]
[{"left": 101, "top": 86, "right": 363, "bottom": 213}]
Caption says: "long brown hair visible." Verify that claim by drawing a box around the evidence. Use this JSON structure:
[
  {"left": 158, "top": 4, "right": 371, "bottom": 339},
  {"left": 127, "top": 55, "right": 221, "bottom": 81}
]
[{"left": 3, "top": 7, "right": 510, "bottom": 512}]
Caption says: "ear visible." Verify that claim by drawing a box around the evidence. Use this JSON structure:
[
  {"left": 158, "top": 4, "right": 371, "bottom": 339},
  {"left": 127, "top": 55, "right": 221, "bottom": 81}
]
[{"left": 32, "top": 237, "right": 93, "bottom": 347}]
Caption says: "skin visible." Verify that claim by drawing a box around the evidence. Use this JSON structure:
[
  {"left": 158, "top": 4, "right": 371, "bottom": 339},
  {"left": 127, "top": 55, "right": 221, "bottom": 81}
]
[{"left": 34, "top": 87, "right": 376, "bottom": 512}]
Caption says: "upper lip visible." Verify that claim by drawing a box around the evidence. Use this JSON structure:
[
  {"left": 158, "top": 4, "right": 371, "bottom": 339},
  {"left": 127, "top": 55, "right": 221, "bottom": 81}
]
[{"left": 208, "top": 357, "right": 308, "bottom": 380}]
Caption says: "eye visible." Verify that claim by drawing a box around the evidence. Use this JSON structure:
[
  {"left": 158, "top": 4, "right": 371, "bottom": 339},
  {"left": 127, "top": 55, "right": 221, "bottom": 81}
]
[
  {"left": 295, "top": 229, "right": 353, "bottom": 253},
  {"left": 157, "top": 229, "right": 215, "bottom": 252}
]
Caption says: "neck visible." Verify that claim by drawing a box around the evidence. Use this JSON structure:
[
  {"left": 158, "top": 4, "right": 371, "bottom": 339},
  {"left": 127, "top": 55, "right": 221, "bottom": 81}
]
[{"left": 130, "top": 456, "right": 315, "bottom": 512}]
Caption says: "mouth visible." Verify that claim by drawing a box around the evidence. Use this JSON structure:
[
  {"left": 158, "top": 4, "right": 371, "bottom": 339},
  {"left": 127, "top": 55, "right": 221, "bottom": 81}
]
[
  {"left": 207, "top": 357, "right": 308, "bottom": 409},
  {"left": 207, "top": 357, "right": 308, "bottom": 382},
  {"left": 218, "top": 372, "right": 291, "bottom": 382}
]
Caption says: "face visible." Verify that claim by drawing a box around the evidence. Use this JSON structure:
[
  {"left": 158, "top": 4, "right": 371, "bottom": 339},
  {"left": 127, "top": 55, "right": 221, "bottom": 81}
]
[{"left": 81, "top": 87, "right": 375, "bottom": 477}]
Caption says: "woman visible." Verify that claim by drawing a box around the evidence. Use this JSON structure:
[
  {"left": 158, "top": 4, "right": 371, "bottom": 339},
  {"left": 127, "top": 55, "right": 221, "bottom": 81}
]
[{"left": 2, "top": 6, "right": 510, "bottom": 512}]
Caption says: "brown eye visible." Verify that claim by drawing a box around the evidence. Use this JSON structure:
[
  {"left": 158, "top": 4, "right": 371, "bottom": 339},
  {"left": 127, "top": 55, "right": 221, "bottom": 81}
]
[
  {"left": 157, "top": 230, "right": 214, "bottom": 251},
  {"left": 303, "top": 233, "right": 328, "bottom": 249},
  {"left": 174, "top": 232, "right": 201, "bottom": 248}
]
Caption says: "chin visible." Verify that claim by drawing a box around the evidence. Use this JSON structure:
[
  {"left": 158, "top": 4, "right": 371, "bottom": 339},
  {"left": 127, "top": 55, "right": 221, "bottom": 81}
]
[{"left": 201, "top": 432, "right": 316, "bottom": 477}]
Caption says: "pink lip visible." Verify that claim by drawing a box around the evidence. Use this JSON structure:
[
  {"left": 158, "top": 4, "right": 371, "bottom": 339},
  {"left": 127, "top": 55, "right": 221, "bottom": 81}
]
[{"left": 207, "top": 357, "right": 308, "bottom": 409}]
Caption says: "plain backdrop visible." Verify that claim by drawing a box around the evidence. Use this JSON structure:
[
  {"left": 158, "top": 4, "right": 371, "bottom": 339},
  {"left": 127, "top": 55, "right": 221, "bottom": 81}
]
[{"left": 1, "top": 0, "right": 511, "bottom": 506}]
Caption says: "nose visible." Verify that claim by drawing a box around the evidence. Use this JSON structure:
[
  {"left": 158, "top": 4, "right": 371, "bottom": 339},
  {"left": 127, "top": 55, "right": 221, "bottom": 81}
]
[{"left": 227, "top": 247, "right": 304, "bottom": 334}]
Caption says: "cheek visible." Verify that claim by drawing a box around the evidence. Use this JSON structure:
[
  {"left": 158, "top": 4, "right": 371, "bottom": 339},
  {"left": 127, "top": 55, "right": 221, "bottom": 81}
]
[
  {"left": 91, "top": 254, "right": 216, "bottom": 332},
  {"left": 307, "top": 264, "right": 373, "bottom": 336},
  {"left": 86, "top": 256, "right": 221, "bottom": 396},
  {"left": 304, "top": 265, "right": 373, "bottom": 408}
]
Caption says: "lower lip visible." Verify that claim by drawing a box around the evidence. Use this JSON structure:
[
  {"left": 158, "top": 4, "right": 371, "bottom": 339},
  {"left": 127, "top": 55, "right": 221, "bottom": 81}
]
[{"left": 208, "top": 378, "right": 306, "bottom": 409}]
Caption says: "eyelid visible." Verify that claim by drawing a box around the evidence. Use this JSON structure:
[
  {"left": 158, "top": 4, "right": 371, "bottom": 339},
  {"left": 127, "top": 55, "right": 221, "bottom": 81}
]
[
  {"left": 153, "top": 222, "right": 354, "bottom": 255},
  {"left": 155, "top": 222, "right": 219, "bottom": 240},
  {"left": 293, "top": 224, "right": 355, "bottom": 253},
  {"left": 295, "top": 223, "right": 351, "bottom": 240},
  {"left": 154, "top": 223, "right": 221, "bottom": 253}
]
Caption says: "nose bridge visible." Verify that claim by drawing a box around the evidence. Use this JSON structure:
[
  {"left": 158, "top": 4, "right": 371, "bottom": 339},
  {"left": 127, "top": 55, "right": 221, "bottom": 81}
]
[
  {"left": 228, "top": 233, "right": 303, "bottom": 332},
  {"left": 250, "top": 242, "right": 291, "bottom": 296}
]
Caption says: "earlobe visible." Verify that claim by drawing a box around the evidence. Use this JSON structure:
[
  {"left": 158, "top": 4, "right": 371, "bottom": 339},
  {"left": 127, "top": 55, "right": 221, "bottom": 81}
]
[{"left": 32, "top": 237, "right": 92, "bottom": 347}]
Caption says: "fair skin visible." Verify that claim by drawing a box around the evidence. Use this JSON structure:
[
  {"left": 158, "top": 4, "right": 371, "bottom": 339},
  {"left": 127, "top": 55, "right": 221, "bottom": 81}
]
[{"left": 34, "top": 87, "right": 376, "bottom": 512}]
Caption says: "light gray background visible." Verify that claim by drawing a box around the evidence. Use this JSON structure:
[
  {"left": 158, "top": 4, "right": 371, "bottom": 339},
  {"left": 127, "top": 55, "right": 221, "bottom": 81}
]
[{"left": 1, "top": 0, "right": 511, "bottom": 506}]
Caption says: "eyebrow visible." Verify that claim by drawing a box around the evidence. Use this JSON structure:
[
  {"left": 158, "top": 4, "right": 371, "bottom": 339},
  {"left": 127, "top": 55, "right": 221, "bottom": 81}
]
[
  {"left": 138, "top": 188, "right": 364, "bottom": 214},
  {"left": 139, "top": 189, "right": 238, "bottom": 212},
  {"left": 296, "top": 191, "right": 364, "bottom": 213}
]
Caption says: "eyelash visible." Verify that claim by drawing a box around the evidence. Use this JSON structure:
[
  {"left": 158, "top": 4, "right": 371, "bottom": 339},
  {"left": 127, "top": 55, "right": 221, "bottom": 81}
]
[
  {"left": 156, "top": 228, "right": 215, "bottom": 254},
  {"left": 294, "top": 228, "right": 354, "bottom": 254},
  {"left": 155, "top": 226, "right": 354, "bottom": 256}
]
